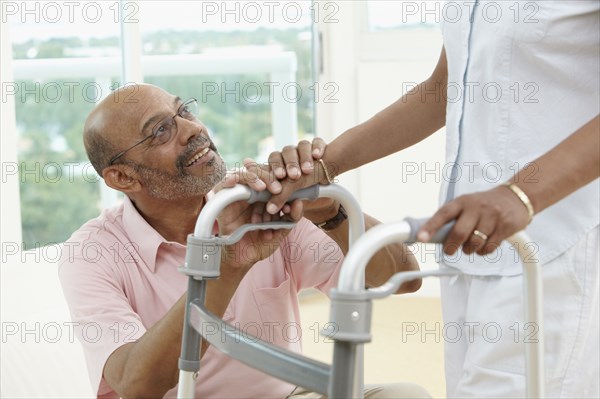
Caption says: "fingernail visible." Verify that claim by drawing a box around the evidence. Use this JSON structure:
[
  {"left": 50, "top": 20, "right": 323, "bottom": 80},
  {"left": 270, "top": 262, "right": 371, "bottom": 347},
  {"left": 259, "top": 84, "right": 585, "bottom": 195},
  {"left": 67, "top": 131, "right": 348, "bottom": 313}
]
[
  {"left": 417, "top": 231, "right": 430, "bottom": 242},
  {"left": 313, "top": 149, "right": 321, "bottom": 156},
  {"left": 275, "top": 167, "right": 285, "bottom": 178},
  {"left": 303, "top": 162, "right": 313, "bottom": 171},
  {"left": 267, "top": 203, "right": 278, "bottom": 214},
  {"left": 271, "top": 180, "right": 282, "bottom": 193},
  {"left": 288, "top": 166, "right": 300, "bottom": 178}
]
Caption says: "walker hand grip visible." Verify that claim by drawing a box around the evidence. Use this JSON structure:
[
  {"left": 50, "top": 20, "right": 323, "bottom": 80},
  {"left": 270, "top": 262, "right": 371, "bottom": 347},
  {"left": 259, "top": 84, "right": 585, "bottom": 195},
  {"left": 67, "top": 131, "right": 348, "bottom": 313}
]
[
  {"left": 209, "top": 185, "right": 322, "bottom": 245},
  {"left": 404, "top": 217, "right": 454, "bottom": 244},
  {"left": 222, "top": 222, "right": 297, "bottom": 245},
  {"left": 247, "top": 185, "right": 320, "bottom": 204}
]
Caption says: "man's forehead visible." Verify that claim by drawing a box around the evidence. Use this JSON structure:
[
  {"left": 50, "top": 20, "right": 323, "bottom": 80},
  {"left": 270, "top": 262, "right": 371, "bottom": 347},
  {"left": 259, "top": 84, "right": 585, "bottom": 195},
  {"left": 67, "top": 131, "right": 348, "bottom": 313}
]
[
  {"left": 95, "top": 85, "right": 178, "bottom": 123},
  {"left": 86, "top": 85, "right": 177, "bottom": 140}
]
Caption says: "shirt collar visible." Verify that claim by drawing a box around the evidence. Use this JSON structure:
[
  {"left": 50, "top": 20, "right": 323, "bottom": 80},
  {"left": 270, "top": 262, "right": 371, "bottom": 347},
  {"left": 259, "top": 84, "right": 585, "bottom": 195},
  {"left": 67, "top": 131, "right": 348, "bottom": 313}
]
[
  {"left": 121, "top": 195, "right": 215, "bottom": 273},
  {"left": 122, "top": 195, "right": 169, "bottom": 273}
]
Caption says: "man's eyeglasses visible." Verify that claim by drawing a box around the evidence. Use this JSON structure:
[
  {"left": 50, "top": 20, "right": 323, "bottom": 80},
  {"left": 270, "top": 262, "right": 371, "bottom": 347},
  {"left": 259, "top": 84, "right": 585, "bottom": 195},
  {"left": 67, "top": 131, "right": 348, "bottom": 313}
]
[{"left": 109, "top": 98, "right": 199, "bottom": 165}]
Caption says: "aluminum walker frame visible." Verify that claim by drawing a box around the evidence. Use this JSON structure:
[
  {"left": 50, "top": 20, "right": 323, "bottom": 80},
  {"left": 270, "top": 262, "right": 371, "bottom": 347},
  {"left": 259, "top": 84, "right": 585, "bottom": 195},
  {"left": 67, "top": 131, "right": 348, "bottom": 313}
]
[{"left": 177, "top": 184, "right": 545, "bottom": 398}]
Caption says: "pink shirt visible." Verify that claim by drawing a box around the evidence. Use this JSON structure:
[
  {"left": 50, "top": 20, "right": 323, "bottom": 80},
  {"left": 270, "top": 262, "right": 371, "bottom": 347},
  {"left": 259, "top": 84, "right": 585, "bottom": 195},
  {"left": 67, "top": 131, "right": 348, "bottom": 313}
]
[{"left": 58, "top": 196, "right": 343, "bottom": 398}]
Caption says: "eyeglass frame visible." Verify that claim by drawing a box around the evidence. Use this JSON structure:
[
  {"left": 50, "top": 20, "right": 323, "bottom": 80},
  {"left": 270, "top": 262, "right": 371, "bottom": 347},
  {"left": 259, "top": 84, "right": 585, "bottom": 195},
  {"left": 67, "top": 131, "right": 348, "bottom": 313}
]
[{"left": 108, "top": 97, "right": 199, "bottom": 165}]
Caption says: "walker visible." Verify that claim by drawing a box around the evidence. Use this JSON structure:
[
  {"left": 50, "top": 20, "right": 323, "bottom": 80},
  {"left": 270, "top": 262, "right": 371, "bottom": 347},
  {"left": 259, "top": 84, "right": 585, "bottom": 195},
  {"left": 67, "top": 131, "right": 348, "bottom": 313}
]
[{"left": 176, "top": 184, "right": 545, "bottom": 398}]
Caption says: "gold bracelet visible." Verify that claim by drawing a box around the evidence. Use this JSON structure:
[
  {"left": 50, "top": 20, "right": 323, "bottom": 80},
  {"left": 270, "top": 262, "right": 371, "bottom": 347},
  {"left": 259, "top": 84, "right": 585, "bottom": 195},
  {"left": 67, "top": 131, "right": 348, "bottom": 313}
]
[
  {"left": 318, "top": 158, "right": 334, "bottom": 184},
  {"left": 504, "top": 182, "right": 534, "bottom": 224}
]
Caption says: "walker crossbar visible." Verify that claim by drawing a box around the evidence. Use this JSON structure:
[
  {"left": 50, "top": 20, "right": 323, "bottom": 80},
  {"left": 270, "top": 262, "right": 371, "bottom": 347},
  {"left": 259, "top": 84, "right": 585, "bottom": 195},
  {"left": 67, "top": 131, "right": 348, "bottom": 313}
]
[
  {"left": 188, "top": 299, "right": 331, "bottom": 394},
  {"left": 359, "top": 269, "right": 462, "bottom": 300}
]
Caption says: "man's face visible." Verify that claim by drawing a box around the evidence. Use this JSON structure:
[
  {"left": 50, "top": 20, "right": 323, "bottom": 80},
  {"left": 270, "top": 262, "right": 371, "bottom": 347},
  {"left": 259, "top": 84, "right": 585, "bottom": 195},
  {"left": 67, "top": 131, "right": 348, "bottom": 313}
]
[{"left": 109, "top": 85, "right": 226, "bottom": 200}]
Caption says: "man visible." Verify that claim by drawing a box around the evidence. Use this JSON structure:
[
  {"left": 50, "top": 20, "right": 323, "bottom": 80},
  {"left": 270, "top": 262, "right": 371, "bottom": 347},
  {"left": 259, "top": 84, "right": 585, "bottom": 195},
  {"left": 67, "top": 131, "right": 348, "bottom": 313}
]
[
  {"left": 59, "top": 84, "right": 426, "bottom": 398},
  {"left": 265, "top": 2, "right": 599, "bottom": 398}
]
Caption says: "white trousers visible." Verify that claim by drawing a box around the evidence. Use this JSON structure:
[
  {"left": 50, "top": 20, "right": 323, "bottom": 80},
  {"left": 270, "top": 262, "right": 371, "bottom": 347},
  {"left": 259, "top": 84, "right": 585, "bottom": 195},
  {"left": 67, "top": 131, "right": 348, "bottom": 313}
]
[{"left": 441, "top": 227, "right": 599, "bottom": 398}]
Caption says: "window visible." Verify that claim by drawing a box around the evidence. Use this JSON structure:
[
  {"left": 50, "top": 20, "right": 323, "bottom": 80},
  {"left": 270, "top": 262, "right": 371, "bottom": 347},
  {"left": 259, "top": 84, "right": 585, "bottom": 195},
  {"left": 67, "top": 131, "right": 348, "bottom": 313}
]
[
  {"left": 4, "top": 0, "right": 315, "bottom": 249},
  {"left": 7, "top": 1, "right": 122, "bottom": 249},
  {"left": 367, "top": 1, "right": 443, "bottom": 31},
  {"left": 137, "top": 1, "right": 314, "bottom": 164}
]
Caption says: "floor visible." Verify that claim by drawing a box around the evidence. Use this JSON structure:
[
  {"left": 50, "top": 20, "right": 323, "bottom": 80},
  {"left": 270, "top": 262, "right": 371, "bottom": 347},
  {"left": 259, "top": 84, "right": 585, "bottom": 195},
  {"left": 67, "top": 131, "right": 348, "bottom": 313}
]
[{"left": 299, "top": 293, "right": 446, "bottom": 398}]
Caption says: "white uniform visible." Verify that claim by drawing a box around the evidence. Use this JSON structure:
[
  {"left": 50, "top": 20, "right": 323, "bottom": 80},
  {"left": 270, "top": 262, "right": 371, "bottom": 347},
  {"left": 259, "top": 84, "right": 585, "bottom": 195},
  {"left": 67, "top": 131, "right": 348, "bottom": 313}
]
[{"left": 440, "top": 1, "right": 599, "bottom": 397}]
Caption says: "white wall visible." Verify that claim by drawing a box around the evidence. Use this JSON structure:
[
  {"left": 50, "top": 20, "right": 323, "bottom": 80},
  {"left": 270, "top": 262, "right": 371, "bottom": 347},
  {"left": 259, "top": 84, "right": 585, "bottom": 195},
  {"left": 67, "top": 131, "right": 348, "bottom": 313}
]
[
  {"left": 1, "top": 23, "right": 92, "bottom": 399},
  {"left": 1, "top": 246, "right": 94, "bottom": 398}
]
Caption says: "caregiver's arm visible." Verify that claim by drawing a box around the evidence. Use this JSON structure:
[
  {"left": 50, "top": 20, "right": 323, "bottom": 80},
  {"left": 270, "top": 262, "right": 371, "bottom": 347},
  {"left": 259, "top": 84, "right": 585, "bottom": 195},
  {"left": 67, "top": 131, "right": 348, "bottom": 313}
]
[{"left": 268, "top": 46, "right": 448, "bottom": 195}]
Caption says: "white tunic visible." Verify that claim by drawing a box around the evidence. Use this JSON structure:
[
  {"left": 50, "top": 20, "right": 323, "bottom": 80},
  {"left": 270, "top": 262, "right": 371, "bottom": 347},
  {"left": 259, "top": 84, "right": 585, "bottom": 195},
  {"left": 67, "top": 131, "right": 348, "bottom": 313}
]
[{"left": 440, "top": 0, "right": 600, "bottom": 275}]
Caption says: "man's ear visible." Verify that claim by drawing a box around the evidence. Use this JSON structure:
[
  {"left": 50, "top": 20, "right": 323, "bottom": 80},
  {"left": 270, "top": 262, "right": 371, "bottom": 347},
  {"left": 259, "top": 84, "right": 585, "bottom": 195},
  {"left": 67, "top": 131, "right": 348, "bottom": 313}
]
[{"left": 102, "top": 165, "right": 142, "bottom": 194}]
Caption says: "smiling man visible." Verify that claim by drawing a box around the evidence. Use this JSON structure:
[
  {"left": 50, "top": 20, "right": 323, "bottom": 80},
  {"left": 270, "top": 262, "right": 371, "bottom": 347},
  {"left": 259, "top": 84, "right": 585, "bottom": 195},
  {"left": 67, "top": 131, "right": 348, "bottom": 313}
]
[{"left": 58, "top": 83, "right": 426, "bottom": 398}]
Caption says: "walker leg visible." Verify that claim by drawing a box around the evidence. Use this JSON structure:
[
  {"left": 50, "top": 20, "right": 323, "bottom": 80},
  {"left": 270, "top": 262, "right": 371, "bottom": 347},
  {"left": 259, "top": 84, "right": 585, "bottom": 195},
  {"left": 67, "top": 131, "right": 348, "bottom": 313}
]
[
  {"left": 177, "top": 278, "right": 207, "bottom": 399},
  {"left": 329, "top": 341, "right": 361, "bottom": 399}
]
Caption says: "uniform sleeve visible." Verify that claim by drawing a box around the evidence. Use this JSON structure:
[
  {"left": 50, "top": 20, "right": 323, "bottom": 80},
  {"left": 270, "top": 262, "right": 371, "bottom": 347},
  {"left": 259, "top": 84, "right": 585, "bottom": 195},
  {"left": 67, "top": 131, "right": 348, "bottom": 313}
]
[
  {"left": 58, "top": 233, "right": 146, "bottom": 398},
  {"left": 283, "top": 218, "right": 345, "bottom": 295}
]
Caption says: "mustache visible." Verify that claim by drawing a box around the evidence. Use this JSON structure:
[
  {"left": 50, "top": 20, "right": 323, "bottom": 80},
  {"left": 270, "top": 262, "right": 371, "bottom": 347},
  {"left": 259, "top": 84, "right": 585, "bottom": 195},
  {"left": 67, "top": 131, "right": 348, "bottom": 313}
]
[{"left": 176, "top": 135, "right": 218, "bottom": 170}]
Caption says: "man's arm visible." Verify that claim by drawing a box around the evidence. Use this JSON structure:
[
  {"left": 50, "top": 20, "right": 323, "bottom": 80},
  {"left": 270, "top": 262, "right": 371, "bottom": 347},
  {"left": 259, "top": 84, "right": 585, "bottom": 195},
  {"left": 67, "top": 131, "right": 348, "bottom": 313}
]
[
  {"left": 102, "top": 269, "right": 246, "bottom": 398},
  {"left": 104, "top": 173, "right": 300, "bottom": 397},
  {"left": 330, "top": 214, "right": 421, "bottom": 293},
  {"left": 303, "top": 200, "right": 420, "bottom": 293}
]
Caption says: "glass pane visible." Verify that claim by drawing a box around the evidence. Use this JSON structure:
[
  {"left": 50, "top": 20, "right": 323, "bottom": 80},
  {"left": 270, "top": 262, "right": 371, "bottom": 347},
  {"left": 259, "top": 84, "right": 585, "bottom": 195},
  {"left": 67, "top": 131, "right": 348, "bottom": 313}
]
[
  {"left": 368, "top": 1, "right": 443, "bottom": 31},
  {"left": 138, "top": 0, "right": 314, "bottom": 165},
  {"left": 8, "top": 1, "right": 121, "bottom": 249}
]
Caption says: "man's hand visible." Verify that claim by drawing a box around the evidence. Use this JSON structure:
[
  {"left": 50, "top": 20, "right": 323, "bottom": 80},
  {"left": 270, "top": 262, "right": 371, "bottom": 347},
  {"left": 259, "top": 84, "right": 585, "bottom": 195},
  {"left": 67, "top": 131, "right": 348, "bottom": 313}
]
[
  {"left": 215, "top": 164, "right": 303, "bottom": 270},
  {"left": 301, "top": 198, "right": 341, "bottom": 226},
  {"left": 417, "top": 184, "right": 531, "bottom": 256}
]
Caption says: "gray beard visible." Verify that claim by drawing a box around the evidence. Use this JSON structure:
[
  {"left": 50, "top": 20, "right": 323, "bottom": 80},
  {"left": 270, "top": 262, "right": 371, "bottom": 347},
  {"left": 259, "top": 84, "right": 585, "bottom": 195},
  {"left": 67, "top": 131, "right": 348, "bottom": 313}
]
[{"left": 130, "top": 157, "right": 227, "bottom": 200}]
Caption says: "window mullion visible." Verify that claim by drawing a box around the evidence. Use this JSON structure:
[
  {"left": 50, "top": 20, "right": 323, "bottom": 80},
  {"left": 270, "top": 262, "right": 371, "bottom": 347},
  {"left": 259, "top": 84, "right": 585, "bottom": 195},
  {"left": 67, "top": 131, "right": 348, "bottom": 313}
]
[
  {"left": 119, "top": 0, "right": 144, "bottom": 84},
  {"left": 1, "top": 22, "right": 23, "bottom": 245}
]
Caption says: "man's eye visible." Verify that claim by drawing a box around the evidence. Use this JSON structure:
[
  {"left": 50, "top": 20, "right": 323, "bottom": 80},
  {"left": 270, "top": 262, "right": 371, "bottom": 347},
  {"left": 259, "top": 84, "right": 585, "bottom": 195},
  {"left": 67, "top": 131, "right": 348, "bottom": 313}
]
[
  {"left": 155, "top": 125, "right": 168, "bottom": 136},
  {"left": 152, "top": 123, "right": 171, "bottom": 143}
]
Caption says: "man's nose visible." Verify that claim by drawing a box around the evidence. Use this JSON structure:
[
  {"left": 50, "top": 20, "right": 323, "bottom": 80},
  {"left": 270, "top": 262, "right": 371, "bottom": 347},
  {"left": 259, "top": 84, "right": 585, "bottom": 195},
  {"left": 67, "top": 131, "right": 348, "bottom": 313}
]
[{"left": 177, "top": 117, "right": 206, "bottom": 145}]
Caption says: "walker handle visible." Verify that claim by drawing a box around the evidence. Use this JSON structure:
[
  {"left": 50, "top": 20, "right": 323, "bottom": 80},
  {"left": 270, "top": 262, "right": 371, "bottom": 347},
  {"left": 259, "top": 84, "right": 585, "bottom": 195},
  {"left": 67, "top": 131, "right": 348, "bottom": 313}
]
[
  {"left": 247, "top": 185, "right": 320, "bottom": 204},
  {"left": 404, "top": 217, "right": 454, "bottom": 244},
  {"left": 215, "top": 185, "right": 321, "bottom": 242}
]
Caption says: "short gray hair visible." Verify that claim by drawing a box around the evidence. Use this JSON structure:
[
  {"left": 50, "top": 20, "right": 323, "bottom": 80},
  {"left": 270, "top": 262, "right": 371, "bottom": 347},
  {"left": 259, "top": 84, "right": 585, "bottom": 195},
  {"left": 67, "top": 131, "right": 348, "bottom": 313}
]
[{"left": 84, "top": 126, "right": 118, "bottom": 177}]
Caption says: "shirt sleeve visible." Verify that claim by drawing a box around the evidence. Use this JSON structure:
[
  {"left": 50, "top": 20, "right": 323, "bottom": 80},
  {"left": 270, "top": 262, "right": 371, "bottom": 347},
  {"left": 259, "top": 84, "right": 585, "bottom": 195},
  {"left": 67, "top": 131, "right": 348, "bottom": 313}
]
[
  {"left": 283, "top": 218, "right": 345, "bottom": 295},
  {"left": 58, "top": 231, "right": 146, "bottom": 398}
]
